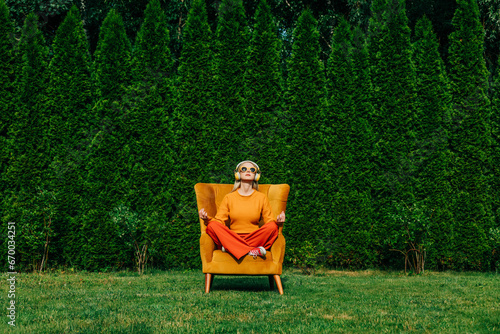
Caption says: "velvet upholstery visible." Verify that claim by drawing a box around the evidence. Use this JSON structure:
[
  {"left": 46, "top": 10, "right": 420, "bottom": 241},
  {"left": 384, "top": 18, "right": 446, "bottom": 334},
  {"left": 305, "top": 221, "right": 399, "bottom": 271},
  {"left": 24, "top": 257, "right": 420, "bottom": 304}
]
[{"left": 195, "top": 183, "right": 290, "bottom": 293}]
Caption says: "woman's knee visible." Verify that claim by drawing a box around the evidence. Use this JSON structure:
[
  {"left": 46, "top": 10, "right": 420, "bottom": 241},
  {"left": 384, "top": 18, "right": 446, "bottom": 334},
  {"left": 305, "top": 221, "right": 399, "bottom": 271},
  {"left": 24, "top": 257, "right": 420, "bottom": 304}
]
[
  {"left": 206, "top": 221, "right": 217, "bottom": 233},
  {"left": 206, "top": 221, "right": 227, "bottom": 232},
  {"left": 262, "top": 221, "right": 278, "bottom": 234}
]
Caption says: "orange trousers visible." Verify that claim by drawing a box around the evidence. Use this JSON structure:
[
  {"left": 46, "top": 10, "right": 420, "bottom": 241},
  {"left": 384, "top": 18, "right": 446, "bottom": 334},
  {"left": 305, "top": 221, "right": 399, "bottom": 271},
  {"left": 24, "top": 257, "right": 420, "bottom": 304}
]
[{"left": 205, "top": 221, "right": 279, "bottom": 260}]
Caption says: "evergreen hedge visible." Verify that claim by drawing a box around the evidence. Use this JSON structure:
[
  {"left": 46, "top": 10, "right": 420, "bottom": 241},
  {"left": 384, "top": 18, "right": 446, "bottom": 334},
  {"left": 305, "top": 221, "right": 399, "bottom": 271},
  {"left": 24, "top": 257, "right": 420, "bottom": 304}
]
[{"left": 1, "top": 0, "right": 499, "bottom": 272}]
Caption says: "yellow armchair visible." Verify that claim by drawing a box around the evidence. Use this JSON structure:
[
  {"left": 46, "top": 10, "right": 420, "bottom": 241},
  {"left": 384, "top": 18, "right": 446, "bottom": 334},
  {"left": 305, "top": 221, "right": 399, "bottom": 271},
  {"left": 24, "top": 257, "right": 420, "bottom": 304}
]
[{"left": 195, "top": 183, "right": 290, "bottom": 294}]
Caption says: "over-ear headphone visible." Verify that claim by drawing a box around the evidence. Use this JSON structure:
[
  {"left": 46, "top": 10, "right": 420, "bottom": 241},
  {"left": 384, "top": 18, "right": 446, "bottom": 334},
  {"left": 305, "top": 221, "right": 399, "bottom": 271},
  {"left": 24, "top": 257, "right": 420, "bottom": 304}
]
[{"left": 234, "top": 160, "right": 261, "bottom": 182}]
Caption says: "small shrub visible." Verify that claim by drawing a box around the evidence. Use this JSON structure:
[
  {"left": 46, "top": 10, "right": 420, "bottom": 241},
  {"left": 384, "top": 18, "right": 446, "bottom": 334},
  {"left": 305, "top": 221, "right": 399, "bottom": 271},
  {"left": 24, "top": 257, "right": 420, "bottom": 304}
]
[
  {"left": 19, "top": 187, "right": 57, "bottom": 272},
  {"left": 111, "top": 204, "right": 159, "bottom": 275},
  {"left": 290, "top": 240, "right": 321, "bottom": 275},
  {"left": 387, "top": 201, "right": 433, "bottom": 274}
]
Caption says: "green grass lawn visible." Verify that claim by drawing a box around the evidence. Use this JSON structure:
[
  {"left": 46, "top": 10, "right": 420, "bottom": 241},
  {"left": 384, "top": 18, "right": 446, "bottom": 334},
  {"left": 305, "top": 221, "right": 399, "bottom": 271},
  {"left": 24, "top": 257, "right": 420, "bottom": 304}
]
[{"left": 1, "top": 269, "right": 499, "bottom": 333}]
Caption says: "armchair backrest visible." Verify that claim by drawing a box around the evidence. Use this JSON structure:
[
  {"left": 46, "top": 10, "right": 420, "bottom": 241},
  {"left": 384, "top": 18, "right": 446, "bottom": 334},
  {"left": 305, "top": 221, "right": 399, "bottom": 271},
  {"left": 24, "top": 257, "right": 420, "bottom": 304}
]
[{"left": 194, "top": 183, "right": 290, "bottom": 234}]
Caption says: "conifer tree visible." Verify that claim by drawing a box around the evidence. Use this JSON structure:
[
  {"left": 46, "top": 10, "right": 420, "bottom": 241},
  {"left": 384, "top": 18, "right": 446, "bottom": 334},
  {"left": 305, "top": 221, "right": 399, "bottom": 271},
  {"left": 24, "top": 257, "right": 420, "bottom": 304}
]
[
  {"left": 350, "top": 27, "right": 378, "bottom": 268},
  {"left": 324, "top": 18, "right": 376, "bottom": 268},
  {"left": 124, "top": 0, "right": 175, "bottom": 268},
  {"left": 44, "top": 5, "right": 93, "bottom": 266},
  {"left": 447, "top": 0, "right": 494, "bottom": 269},
  {"left": 284, "top": 8, "right": 327, "bottom": 266},
  {"left": 170, "top": 0, "right": 214, "bottom": 268},
  {"left": 3, "top": 13, "right": 51, "bottom": 270},
  {"left": 412, "top": 15, "right": 454, "bottom": 269},
  {"left": 211, "top": 0, "right": 249, "bottom": 180},
  {"left": 243, "top": 0, "right": 283, "bottom": 183},
  {"left": 0, "top": 0, "right": 15, "bottom": 185},
  {"left": 369, "top": 0, "right": 419, "bottom": 266},
  {"left": 492, "top": 59, "right": 500, "bottom": 241},
  {"left": 0, "top": 2, "right": 15, "bottom": 259},
  {"left": 77, "top": 9, "right": 134, "bottom": 270}
]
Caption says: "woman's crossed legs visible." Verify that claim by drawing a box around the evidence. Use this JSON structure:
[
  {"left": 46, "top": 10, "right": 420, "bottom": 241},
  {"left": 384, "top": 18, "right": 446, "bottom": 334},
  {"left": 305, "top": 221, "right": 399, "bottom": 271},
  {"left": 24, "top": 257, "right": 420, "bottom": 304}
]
[{"left": 205, "top": 221, "right": 278, "bottom": 260}]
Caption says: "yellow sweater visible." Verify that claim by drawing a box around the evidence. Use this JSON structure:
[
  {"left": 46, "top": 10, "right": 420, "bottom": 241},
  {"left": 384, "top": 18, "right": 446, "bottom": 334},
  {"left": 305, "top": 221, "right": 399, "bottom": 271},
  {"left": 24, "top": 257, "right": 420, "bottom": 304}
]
[{"left": 209, "top": 190, "right": 276, "bottom": 233}]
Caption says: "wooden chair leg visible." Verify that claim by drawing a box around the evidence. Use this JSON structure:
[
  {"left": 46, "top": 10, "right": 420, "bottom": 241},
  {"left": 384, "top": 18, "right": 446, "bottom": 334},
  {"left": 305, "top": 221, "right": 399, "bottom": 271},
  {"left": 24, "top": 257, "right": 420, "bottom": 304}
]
[
  {"left": 205, "top": 273, "right": 212, "bottom": 293},
  {"left": 268, "top": 275, "right": 274, "bottom": 290},
  {"left": 273, "top": 275, "right": 284, "bottom": 295}
]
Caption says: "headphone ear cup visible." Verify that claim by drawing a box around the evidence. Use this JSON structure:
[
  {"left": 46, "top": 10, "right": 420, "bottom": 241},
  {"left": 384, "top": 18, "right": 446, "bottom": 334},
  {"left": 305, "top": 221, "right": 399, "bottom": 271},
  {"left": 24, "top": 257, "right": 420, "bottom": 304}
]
[
  {"left": 235, "top": 171, "right": 240, "bottom": 181},
  {"left": 254, "top": 172, "right": 260, "bottom": 182}
]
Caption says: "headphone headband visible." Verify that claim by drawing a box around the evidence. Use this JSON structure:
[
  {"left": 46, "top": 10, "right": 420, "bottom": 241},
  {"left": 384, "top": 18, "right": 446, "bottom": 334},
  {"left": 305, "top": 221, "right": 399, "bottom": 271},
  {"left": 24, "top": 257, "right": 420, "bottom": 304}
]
[{"left": 235, "top": 160, "right": 260, "bottom": 172}]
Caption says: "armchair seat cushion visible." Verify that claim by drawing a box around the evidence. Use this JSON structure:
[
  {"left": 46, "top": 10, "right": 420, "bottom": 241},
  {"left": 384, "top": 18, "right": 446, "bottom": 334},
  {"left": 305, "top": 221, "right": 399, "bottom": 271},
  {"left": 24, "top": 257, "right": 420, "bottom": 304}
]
[
  {"left": 212, "top": 250, "right": 274, "bottom": 263},
  {"left": 206, "top": 250, "right": 280, "bottom": 275}
]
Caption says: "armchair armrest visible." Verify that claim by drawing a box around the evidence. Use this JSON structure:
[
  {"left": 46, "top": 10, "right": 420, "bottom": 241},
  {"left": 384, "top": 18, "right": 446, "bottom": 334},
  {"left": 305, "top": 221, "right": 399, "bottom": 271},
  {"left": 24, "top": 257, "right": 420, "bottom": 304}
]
[
  {"left": 200, "top": 233, "right": 215, "bottom": 264},
  {"left": 270, "top": 234, "right": 286, "bottom": 264}
]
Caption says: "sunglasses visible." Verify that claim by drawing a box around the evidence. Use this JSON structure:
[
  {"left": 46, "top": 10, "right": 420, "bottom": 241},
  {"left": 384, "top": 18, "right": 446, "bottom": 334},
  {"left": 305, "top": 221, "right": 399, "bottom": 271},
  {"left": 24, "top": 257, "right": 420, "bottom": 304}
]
[{"left": 239, "top": 167, "right": 257, "bottom": 173}]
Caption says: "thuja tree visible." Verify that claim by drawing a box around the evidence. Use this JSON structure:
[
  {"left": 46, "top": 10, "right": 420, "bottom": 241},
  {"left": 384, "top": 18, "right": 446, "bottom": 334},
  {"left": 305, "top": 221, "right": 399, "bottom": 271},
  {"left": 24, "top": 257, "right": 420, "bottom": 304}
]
[
  {"left": 243, "top": 0, "right": 284, "bottom": 184},
  {"left": 2, "top": 13, "right": 51, "bottom": 271},
  {"left": 77, "top": 9, "right": 133, "bottom": 270},
  {"left": 325, "top": 17, "right": 354, "bottom": 265},
  {"left": 284, "top": 8, "right": 327, "bottom": 269},
  {"left": 447, "top": 0, "right": 494, "bottom": 270},
  {"left": 350, "top": 25, "right": 378, "bottom": 267},
  {"left": 170, "top": 0, "right": 214, "bottom": 268},
  {"left": 492, "top": 59, "right": 500, "bottom": 243},
  {"left": 324, "top": 18, "right": 376, "bottom": 269},
  {"left": 492, "top": 62, "right": 500, "bottom": 272},
  {"left": 125, "top": 0, "right": 176, "bottom": 269},
  {"left": 0, "top": 0, "right": 15, "bottom": 190},
  {"left": 369, "top": 0, "right": 420, "bottom": 267},
  {"left": 211, "top": 0, "right": 249, "bottom": 180},
  {"left": 0, "top": 0, "right": 15, "bottom": 259},
  {"left": 412, "top": 15, "right": 454, "bottom": 270},
  {"left": 45, "top": 5, "right": 93, "bottom": 267}
]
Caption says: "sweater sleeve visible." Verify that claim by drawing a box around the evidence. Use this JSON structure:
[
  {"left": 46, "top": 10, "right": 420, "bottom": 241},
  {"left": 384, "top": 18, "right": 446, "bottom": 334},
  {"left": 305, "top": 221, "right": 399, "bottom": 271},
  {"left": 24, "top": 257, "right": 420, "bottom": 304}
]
[
  {"left": 261, "top": 195, "right": 276, "bottom": 225},
  {"left": 209, "top": 194, "right": 230, "bottom": 226}
]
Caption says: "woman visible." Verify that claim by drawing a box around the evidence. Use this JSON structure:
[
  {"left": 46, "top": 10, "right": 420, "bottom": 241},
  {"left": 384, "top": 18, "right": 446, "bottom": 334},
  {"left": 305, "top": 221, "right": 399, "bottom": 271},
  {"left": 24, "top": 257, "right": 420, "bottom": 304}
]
[{"left": 199, "top": 160, "right": 286, "bottom": 260}]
